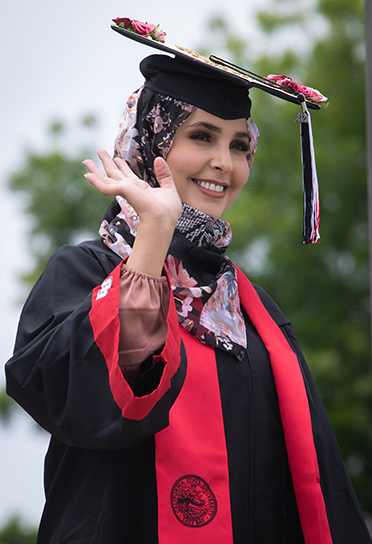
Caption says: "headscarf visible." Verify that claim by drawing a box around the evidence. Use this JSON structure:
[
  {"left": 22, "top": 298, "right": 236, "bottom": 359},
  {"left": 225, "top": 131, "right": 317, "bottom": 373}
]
[
  {"left": 100, "top": 86, "right": 259, "bottom": 359},
  {"left": 113, "top": 86, "right": 195, "bottom": 186}
]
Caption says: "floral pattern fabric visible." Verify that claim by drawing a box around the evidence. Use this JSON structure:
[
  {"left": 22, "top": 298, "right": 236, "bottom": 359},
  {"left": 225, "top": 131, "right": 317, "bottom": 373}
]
[
  {"left": 114, "top": 86, "right": 195, "bottom": 186},
  {"left": 101, "top": 198, "right": 247, "bottom": 358}
]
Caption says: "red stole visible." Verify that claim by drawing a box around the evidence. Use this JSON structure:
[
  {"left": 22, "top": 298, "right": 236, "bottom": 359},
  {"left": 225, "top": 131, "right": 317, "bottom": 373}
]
[
  {"left": 236, "top": 267, "right": 333, "bottom": 544},
  {"left": 155, "top": 267, "right": 333, "bottom": 544},
  {"left": 155, "top": 326, "right": 234, "bottom": 543}
]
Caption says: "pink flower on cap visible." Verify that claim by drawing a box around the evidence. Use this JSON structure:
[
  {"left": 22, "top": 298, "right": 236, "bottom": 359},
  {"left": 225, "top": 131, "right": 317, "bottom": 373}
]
[
  {"left": 131, "top": 20, "right": 156, "bottom": 36},
  {"left": 267, "top": 74, "right": 327, "bottom": 103},
  {"left": 112, "top": 18, "right": 166, "bottom": 42},
  {"left": 150, "top": 27, "right": 167, "bottom": 43},
  {"left": 112, "top": 17, "right": 132, "bottom": 28}
]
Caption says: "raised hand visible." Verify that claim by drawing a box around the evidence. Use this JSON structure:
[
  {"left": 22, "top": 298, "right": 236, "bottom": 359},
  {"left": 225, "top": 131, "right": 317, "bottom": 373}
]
[
  {"left": 83, "top": 149, "right": 181, "bottom": 276},
  {"left": 83, "top": 149, "right": 182, "bottom": 230}
]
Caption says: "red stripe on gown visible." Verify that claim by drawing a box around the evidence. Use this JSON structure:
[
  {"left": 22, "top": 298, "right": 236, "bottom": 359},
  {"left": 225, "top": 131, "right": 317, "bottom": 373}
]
[
  {"left": 235, "top": 267, "right": 333, "bottom": 544},
  {"left": 155, "top": 327, "right": 234, "bottom": 544},
  {"left": 89, "top": 262, "right": 181, "bottom": 421}
]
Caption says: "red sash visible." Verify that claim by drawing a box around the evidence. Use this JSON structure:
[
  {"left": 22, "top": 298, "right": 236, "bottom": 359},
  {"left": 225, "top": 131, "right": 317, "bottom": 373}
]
[
  {"left": 154, "top": 267, "right": 333, "bottom": 544},
  {"left": 155, "top": 327, "right": 234, "bottom": 544},
  {"left": 235, "top": 267, "right": 333, "bottom": 544}
]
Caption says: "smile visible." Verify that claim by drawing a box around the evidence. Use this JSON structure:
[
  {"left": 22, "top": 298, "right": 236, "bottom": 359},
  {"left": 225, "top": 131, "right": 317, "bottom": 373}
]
[{"left": 193, "top": 180, "right": 226, "bottom": 193}]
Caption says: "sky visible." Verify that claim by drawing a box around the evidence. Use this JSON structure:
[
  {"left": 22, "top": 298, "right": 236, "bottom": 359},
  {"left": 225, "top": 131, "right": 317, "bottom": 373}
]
[{"left": 0, "top": 0, "right": 280, "bottom": 528}]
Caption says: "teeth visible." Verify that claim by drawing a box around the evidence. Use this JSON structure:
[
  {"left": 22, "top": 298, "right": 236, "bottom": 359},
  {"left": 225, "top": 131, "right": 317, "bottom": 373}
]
[{"left": 195, "top": 180, "right": 225, "bottom": 193}]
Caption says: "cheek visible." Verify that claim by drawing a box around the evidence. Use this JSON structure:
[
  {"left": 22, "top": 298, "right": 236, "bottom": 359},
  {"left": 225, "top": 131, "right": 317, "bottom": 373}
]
[
  {"left": 234, "top": 162, "right": 250, "bottom": 190},
  {"left": 166, "top": 147, "right": 187, "bottom": 174},
  {"left": 166, "top": 146, "right": 204, "bottom": 181},
  {"left": 165, "top": 151, "right": 189, "bottom": 197}
]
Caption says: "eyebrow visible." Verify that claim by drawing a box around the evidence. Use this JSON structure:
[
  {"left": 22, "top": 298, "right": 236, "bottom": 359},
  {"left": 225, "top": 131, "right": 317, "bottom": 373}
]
[{"left": 187, "top": 121, "right": 251, "bottom": 141}]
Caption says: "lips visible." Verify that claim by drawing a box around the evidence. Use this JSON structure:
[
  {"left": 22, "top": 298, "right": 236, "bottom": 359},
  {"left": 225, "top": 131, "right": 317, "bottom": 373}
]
[{"left": 193, "top": 179, "right": 227, "bottom": 195}]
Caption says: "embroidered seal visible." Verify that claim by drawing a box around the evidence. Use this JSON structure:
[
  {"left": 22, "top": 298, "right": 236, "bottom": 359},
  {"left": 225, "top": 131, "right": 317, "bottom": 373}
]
[{"left": 170, "top": 475, "right": 218, "bottom": 527}]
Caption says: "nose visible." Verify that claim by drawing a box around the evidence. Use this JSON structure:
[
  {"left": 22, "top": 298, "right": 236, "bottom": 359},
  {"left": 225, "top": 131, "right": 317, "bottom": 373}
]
[{"left": 209, "top": 144, "right": 234, "bottom": 174}]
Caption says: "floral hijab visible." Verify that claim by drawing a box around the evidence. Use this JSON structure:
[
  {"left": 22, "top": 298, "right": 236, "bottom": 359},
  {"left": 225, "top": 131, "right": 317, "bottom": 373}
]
[
  {"left": 100, "top": 86, "right": 259, "bottom": 359},
  {"left": 113, "top": 86, "right": 195, "bottom": 185}
]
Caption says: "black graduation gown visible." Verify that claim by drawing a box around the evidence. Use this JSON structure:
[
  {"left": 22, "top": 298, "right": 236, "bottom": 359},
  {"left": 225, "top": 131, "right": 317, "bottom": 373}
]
[{"left": 5, "top": 239, "right": 371, "bottom": 544}]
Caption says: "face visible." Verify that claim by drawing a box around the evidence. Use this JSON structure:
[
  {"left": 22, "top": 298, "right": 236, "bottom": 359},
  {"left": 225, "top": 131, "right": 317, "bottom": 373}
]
[{"left": 166, "top": 109, "right": 251, "bottom": 220}]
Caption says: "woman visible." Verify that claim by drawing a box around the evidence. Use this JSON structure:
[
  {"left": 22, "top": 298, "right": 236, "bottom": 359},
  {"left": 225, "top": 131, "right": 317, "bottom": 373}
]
[{"left": 5, "top": 53, "right": 371, "bottom": 543}]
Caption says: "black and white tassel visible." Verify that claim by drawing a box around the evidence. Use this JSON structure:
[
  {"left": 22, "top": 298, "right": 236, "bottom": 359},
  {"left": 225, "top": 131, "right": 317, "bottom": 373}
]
[{"left": 296, "top": 93, "right": 320, "bottom": 244}]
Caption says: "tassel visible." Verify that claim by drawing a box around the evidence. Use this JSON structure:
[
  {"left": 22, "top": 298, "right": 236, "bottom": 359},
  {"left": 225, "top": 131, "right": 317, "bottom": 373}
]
[{"left": 296, "top": 94, "right": 320, "bottom": 244}]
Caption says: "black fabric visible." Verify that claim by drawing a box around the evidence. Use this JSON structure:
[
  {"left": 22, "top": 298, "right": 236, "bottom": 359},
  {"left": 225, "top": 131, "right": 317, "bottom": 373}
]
[
  {"left": 216, "top": 312, "right": 305, "bottom": 544},
  {"left": 140, "top": 54, "right": 252, "bottom": 120},
  {"left": 5, "top": 239, "right": 372, "bottom": 544}
]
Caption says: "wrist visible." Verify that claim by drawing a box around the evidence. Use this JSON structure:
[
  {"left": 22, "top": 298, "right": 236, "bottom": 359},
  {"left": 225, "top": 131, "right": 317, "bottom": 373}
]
[
  {"left": 138, "top": 210, "right": 179, "bottom": 234},
  {"left": 126, "top": 221, "right": 175, "bottom": 277}
]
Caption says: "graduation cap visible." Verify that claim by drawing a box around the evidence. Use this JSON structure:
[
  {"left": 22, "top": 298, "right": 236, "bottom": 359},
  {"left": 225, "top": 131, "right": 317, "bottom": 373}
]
[{"left": 112, "top": 21, "right": 328, "bottom": 243}]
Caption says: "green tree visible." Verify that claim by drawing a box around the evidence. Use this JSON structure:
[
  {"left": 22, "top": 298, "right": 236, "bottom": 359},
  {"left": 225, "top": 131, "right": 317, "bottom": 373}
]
[
  {"left": 9, "top": 116, "right": 113, "bottom": 287},
  {"left": 0, "top": 517, "right": 37, "bottom": 544},
  {"left": 204, "top": 0, "right": 371, "bottom": 511},
  {"left": 0, "top": 388, "right": 16, "bottom": 424}
]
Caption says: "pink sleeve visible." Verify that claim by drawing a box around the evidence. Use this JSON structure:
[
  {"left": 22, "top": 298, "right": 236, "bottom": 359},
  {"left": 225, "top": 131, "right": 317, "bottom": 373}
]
[{"left": 118, "top": 264, "right": 171, "bottom": 386}]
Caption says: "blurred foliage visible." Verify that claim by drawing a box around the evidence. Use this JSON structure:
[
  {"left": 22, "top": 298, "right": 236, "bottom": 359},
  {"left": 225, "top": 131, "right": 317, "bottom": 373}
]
[
  {"left": 204, "top": 0, "right": 371, "bottom": 512},
  {"left": 0, "top": 389, "right": 16, "bottom": 423},
  {"left": 3, "top": 0, "right": 372, "bottom": 527},
  {"left": 0, "top": 517, "right": 37, "bottom": 544},
  {"left": 9, "top": 117, "right": 112, "bottom": 286}
]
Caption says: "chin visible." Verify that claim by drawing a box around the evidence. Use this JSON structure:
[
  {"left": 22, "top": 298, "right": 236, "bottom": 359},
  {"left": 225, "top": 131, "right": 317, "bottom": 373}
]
[{"left": 184, "top": 201, "right": 224, "bottom": 220}]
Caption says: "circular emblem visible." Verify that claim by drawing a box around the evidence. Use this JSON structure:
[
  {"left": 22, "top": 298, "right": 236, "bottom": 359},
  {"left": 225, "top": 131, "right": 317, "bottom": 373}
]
[{"left": 170, "top": 474, "right": 218, "bottom": 527}]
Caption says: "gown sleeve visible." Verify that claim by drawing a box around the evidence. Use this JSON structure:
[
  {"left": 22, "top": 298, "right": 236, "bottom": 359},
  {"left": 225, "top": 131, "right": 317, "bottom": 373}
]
[
  {"left": 5, "top": 242, "right": 186, "bottom": 450},
  {"left": 118, "top": 264, "right": 170, "bottom": 388}
]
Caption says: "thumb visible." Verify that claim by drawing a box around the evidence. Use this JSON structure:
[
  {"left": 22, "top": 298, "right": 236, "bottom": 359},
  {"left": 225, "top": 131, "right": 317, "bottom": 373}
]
[{"left": 154, "top": 157, "right": 176, "bottom": 189}]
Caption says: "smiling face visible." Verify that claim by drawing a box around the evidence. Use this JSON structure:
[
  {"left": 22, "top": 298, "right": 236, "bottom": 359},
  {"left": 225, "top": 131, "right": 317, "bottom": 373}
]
[{"left": 165, "top": 109, "right": 251, "bottom": 220}]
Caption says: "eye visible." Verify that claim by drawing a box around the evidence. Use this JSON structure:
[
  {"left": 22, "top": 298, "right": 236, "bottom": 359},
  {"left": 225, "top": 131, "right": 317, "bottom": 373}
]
[
  {"left": 189, "top": 130, "right": 211, "bottom": 142},
  {"left": 230, "top": 140, "right": 250, "bottom": 153}
]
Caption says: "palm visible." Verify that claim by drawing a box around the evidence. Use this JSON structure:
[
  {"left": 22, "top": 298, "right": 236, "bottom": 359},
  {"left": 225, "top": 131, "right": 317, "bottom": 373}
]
[{"left": 83, "top": 149, "right": 182, "bottom": 226}]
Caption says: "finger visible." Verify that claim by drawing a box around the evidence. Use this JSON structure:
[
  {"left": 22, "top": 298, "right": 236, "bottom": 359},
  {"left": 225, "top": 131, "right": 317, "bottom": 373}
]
[
  {"left": 154, "top": 157, "right": 176, "bottom": 189},
  {"left": 113, "top": 157, "right": 139, "bottom": 178},
  {"left": 84, "top": 172, "right": 99, "bottom": 186},
  {"left": 96, "top": 149, "right": 123, "bottom": 180},
  {"left": 83, "top": 158, "right": 105, "bottom": 177},
  {"left": 84, "top": 172, "right": 114, "bottom": 194}
]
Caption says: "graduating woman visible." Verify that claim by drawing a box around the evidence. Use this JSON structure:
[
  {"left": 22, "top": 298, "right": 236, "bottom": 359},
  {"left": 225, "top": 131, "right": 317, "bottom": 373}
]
[{"left": 5, "top": 24, "right": 372, "bottom": 544}]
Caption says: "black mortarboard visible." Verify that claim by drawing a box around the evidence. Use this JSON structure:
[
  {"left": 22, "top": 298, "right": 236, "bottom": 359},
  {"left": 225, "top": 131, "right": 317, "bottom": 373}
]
[
  {"left": 112, "top": 22, "right": 327, "bottom": 243},
  {"left": 111, "top": 25, "right": 322, "bottom": 112},
  {"left": 140, "top": 54, "right": 252, "bottom": 120}
]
